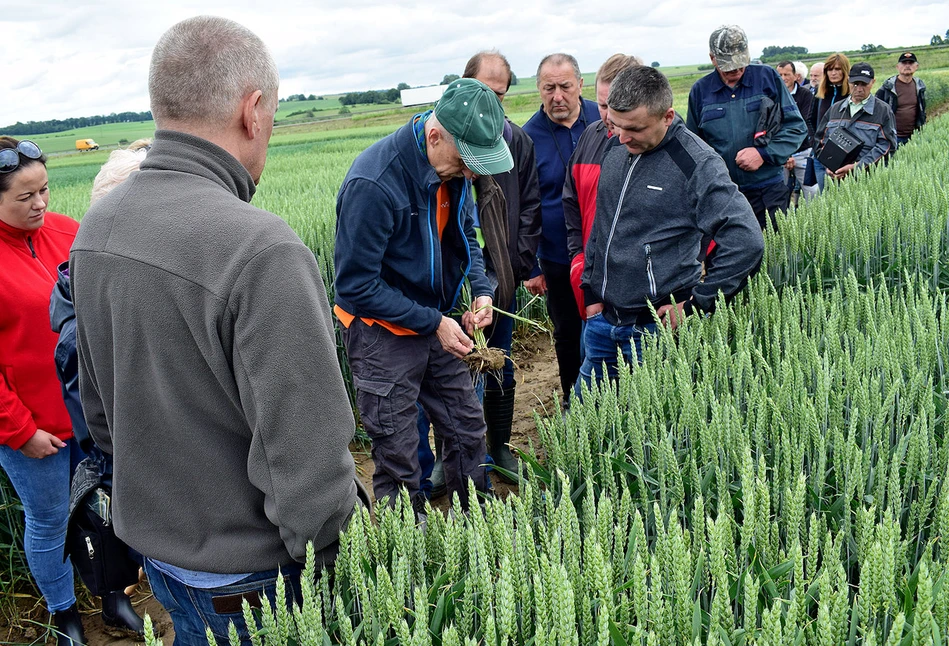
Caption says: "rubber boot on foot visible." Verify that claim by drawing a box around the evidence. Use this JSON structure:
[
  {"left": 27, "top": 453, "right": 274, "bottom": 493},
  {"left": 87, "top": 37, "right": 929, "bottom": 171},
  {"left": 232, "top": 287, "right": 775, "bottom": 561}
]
[
  {"left": 484, "top": 387, "right": 519, "bottom": 484},
  {"left": 102, "top": 591, "right": 145, "bottom": 637},
  {"left": 52, "top": 604, "right": 86, "bottom": 646}
]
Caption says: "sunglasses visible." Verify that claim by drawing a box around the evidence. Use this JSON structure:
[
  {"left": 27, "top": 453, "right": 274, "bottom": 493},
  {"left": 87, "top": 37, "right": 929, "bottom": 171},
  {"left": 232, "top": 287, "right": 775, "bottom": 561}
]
[{"left": 0, "top": 140, "right": 43, "bottom": 174}]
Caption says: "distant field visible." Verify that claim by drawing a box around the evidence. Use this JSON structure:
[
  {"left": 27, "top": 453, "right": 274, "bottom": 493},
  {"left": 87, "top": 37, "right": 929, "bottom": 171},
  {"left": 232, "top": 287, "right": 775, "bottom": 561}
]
[
  {"left": 31, "top": 122, "right": 157, "bottom": 154},
  {"left": 32, "top": 50, "right": 949, "bottom": 170}
]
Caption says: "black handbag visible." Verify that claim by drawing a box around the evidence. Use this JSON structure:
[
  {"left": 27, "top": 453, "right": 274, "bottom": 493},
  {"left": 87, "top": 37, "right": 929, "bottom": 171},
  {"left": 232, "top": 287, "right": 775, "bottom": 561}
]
[{"left": 65, "top": 461, "right": 139, "bottom": 596}]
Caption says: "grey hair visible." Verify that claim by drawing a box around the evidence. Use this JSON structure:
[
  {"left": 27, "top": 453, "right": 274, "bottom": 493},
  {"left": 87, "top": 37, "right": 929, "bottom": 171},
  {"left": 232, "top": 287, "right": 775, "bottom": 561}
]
[
  {"left": 91, "top": 146, "right": 150, "bottom": 204},
  {"left": 149, "top": 16, "right": 279, "bottom": 128},
  {"left": 607, "top": 66, "right": 673, "bottom": 117},
  {"left": 793, "top": 61, "right": 808, "bottom": 79},
  {"left": 536, "top": 53, "right": 581, "bottom": 85}
]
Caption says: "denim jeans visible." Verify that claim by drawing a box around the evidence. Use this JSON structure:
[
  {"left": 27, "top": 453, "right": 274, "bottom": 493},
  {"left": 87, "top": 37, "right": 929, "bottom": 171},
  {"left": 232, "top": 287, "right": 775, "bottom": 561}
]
[
  {"left": 576, "top": 313, "right": 658, "bottom": 395},
  {"left": 144, "top": 559, "right": 303, "bottom": 646},
  {"left": 782, "top": 148, "right": 812, "bottom": 194},
  {"left": 0, "top": 438, "right": 83, "bottom": 612}
]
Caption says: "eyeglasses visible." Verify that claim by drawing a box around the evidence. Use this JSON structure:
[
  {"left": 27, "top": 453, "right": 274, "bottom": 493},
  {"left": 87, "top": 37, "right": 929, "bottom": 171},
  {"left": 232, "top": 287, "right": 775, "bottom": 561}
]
[{"left": 0, "top": 140, "right": 43, "bottom": 174}]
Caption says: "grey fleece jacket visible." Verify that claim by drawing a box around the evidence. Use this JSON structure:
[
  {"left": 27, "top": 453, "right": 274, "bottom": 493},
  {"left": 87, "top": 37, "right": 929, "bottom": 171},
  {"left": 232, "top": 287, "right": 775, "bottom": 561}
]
[
  {"left": 71, "top": 130, "right": 357, "bottom": 573},
  {"left": 581, "top": 116, "right": 763, "bottom": 321}
]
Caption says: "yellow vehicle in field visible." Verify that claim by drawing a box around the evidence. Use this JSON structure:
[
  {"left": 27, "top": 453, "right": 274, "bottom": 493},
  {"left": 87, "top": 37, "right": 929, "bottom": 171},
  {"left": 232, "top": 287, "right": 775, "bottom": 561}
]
[{"left": 75, "top": 138, "right": 99, "bottom": 151}]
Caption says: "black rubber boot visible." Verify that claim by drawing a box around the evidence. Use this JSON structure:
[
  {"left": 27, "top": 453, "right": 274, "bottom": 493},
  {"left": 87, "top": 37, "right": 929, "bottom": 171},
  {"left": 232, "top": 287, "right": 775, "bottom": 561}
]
[
  {"left": 52, "top": 604, "right": 87, "bottom": 646},
  {"left": 484, "top": 387, "right": 519, "bottom": 484},
  {"left": 430, "top": 441, "right": 446, "bottom": 499},
  {"left": 102, "top": 591, "right": 145, "bottom": 637}
]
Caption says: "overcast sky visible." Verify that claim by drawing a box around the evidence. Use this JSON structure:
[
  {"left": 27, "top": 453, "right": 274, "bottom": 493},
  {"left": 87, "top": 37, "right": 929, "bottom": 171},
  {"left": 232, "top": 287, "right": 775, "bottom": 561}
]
[{"left": 2, "top": 0, "right": 947, "bottom": 127}]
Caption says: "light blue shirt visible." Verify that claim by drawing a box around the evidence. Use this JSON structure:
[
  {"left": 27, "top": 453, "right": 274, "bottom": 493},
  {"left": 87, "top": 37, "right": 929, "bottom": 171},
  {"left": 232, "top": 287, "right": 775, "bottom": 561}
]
[{"left": 148, "top": 558, "right": 249, "bottom": 589}]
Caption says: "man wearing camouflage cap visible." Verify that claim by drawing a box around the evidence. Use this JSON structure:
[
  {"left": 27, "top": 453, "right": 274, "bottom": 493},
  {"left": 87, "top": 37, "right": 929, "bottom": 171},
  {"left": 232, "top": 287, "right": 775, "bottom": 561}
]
[
  {"left": 687, "top": 25, "right": 807, "bottom": 230},
  {"left": 335, "top": 79, "right": 513, "bottom": 514}
]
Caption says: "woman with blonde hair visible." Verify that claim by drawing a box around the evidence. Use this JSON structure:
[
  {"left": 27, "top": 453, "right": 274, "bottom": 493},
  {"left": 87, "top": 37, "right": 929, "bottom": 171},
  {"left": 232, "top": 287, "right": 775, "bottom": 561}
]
[{"left": 804, "top": 53, "right": 850, "bottom": 196}]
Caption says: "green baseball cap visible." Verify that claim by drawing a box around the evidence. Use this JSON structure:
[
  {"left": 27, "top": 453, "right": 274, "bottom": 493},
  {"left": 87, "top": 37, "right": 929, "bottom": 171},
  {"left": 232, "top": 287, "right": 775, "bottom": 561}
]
[{"left": 434, "top": 78, "right": 513, "bottom": 175}]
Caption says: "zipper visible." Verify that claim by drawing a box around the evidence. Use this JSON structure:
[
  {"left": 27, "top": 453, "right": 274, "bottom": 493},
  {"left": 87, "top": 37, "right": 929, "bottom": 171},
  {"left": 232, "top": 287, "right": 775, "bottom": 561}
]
[
  {"left": 26, "top": 235, "right": 56, "bottom": 281},
  {"left": 85, "top": 536, "right": 95, "bottom": 560},
  {"left": 645, "top": 244, "right": 657, "bottom": 298},
  {"left": 426, "top": 190, "right": 436, "bottom": 298},
  {"left": 600, "top": 154, "right": 641, "bottom": 298},
  {"left": 448, "top": 180, "right": 471, "bottom": 311}
]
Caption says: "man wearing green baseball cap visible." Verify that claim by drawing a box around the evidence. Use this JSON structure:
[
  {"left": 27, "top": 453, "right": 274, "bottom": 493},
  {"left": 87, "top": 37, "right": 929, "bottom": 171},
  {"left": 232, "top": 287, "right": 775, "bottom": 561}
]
[{"left": 334, "top": 78, "right": 511, "bottom": 517}]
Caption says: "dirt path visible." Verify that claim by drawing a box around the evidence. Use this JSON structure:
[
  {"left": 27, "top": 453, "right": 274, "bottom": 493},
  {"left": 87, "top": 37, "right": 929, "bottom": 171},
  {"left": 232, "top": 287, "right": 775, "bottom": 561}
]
[{"left": 5, "top": 334, "right": 560, "bottom": 646}]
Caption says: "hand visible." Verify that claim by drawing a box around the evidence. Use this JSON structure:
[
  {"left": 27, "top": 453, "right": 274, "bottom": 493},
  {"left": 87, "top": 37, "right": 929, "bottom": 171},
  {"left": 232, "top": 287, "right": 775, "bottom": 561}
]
[
  {"left": 827, "top": 163, "right": 856, "bottom": 180},
  {"left": 735, "top": 147, "right": 764, "bottom": 172},
  {"left": 523, "top": 275, "right": 547, "bottom": 296},
  {"left": 585, "top": 303, "right": 604, "bottom": 318},
  {"left": 784, "top": 157, "right": 796, "bottom": 171},
  {"left": 436, "top": 315, "right": 475, "bottom": 359},
  {"left": 20, "top": 429, "right": 67, "bottom": 459},
  {"left": 464, "top": 295, "right": 493, "bottom": 334},
  {"left": 656, "top": 301, "right": 688, "bottom": 330}
]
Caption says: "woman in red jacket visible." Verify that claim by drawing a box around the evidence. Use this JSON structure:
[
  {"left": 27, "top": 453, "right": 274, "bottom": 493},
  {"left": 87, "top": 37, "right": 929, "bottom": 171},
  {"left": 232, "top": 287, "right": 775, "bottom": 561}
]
[{"left": 0, "top": 137, "right": 85, "bottom": 644}]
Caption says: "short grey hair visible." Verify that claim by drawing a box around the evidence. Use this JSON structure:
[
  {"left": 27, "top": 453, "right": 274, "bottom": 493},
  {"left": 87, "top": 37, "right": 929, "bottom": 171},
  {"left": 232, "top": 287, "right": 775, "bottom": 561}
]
[
  {"left": 793, "top": 61, "right": 807, "bottom": 79},
  {"left": 536, "top": 53, "right": 581, "bottom": 85},
  {"left": 149, "top": 16, "right": 279, "bottom": 128},
  {"left": 607, "top": 66, "right": 673, "bottom": 117}
]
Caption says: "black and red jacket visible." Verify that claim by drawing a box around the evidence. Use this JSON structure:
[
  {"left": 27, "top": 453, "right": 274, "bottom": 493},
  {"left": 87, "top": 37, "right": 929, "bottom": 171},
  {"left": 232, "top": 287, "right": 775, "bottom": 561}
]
[{"left": 563, "top": 119, "right": 612, "bottom": 318}]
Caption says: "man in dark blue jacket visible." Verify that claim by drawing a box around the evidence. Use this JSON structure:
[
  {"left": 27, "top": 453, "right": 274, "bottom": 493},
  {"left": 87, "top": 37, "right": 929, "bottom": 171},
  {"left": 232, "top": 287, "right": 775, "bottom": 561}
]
[
  {"left": 687, "top": 25, "right": 807, "bottom": 230},
  {"left": 335, "top": 79, "right": 513, "bottom": 513},
  {"left": 522, "top": 53, "right": 600, "bottom": 400}
]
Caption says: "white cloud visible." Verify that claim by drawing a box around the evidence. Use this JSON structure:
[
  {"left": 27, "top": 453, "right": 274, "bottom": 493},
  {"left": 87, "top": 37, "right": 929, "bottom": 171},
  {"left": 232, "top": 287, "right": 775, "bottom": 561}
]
[{"left": 1, "top": 0, "right": 947, "bottom": 126}]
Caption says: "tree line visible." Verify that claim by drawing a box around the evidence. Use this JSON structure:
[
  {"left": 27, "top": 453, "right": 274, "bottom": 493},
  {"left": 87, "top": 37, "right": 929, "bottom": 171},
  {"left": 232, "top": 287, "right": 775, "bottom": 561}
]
[{"left": 1, "top": 111, "right": 153, "bottom": 136}]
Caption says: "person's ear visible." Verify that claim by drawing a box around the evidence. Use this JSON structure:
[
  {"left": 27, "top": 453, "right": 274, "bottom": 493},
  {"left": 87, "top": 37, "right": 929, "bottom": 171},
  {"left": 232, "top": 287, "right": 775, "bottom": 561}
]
[{"left": 241, "top": 90, "right": 265, "bottom": 139}]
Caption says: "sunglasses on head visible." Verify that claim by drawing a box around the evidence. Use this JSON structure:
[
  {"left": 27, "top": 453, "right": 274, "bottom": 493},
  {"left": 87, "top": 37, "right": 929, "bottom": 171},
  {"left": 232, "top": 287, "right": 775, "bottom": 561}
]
[{"left": 0, "top": 140, "right": 43, "bottom": 174}]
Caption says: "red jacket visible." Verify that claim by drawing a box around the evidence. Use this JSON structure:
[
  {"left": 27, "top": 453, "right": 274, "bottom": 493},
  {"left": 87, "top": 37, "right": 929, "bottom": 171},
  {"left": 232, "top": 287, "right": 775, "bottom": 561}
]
[
  {"left": 563, "top": 120, "right": 612, "bottom": 318},
  {"left": 0, "top": 212, "right": 78, "bottom": 449}
]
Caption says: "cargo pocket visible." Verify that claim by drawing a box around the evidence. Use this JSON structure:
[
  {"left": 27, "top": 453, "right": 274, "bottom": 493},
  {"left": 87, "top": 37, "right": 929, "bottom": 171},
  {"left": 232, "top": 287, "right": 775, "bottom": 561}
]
[{"left": 352, "top": 375, "right": 396, "bottom": 438}]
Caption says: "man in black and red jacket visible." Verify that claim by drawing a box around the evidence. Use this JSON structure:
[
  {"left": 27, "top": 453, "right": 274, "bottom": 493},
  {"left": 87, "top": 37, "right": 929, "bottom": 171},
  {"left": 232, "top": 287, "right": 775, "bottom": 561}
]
[{"left": 563, "top": 53, "right": 642, "bottom": 318}]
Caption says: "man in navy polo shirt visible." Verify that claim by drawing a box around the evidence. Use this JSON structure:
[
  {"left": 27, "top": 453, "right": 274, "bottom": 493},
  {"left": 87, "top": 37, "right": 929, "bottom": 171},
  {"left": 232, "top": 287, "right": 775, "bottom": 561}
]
[{"left": 523, "top": 53, "right": 600, "bottom": 400}]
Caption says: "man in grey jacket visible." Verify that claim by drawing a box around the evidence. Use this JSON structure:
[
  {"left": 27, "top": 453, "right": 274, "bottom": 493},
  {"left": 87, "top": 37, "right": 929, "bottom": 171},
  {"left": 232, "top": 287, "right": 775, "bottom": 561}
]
[
  {"left": 71, "top": 16, "right": 361, "bottom": 644},
  {"left": 579, "top": 66, "right": 763, "bottom": 387}
]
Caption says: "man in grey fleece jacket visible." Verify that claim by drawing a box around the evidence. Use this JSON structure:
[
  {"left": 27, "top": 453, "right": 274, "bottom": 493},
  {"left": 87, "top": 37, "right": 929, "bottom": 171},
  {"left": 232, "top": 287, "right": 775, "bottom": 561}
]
[
  {"left": 579, "top": 66, "right": 763, "bottom": 388},
  {"left": 70, "top": 17, "right": 360, "bottom": 645}
]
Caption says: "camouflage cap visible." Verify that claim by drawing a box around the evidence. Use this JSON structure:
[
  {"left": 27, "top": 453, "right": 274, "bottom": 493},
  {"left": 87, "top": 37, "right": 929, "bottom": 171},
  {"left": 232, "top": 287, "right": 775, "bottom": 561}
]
[{"left": 709, "top": 25, "right": 751, "bottom": 72}]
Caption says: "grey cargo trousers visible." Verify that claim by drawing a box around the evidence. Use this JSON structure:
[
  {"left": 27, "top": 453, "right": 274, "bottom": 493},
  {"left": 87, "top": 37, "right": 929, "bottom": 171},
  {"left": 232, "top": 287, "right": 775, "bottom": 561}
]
[{"left": 341, "top": 318, "right": 488, "bottom": 509}]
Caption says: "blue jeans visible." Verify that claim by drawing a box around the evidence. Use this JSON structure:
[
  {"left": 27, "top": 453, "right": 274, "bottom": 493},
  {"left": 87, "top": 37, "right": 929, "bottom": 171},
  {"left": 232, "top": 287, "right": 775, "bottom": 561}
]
[
  {"left": 576, "top": 313, "right": 658, "bottom": 395},
  {"left": 144, "top": 559, "right": 303, "bottom": 646},
  {"left": 0, "top": 438, "right": 83, "bottom": 612}
]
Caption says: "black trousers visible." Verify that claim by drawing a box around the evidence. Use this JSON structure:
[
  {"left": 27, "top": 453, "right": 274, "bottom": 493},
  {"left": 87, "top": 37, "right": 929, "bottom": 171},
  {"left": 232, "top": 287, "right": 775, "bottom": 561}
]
[
  {"left": 539, "top": 258, "right": 582, "bottom": 400},
  {"left": 740, "top": 180, "right": 790, "bottom": 231}
]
